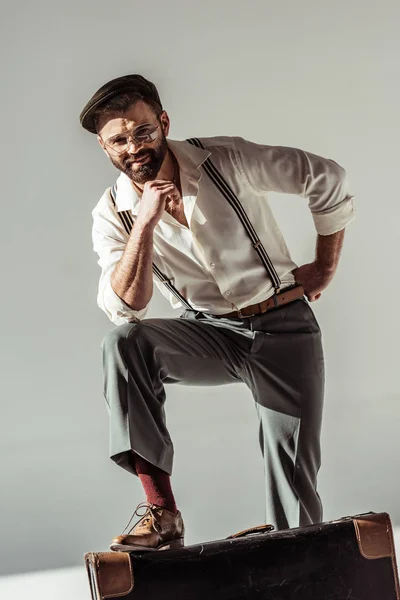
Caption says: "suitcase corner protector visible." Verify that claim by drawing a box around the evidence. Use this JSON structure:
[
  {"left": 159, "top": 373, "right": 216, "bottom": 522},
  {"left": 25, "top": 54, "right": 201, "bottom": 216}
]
[
  {"left": 85, "top": 551, "right": 134, "bottom": 599},
  {"left": 353, "top": 512, "right": 395, "bottom": 560}
]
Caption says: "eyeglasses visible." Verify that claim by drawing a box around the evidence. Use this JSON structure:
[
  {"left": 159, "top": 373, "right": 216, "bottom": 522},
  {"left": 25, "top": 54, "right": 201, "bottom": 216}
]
[{"left": 103, "top": 123, "right": 160, "bottom": 155}]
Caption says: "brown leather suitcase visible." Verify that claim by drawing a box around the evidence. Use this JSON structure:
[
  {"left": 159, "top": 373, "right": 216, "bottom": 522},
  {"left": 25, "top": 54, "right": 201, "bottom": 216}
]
[{"left": 84, "top": 511, "right": 400, "bottom": 599}]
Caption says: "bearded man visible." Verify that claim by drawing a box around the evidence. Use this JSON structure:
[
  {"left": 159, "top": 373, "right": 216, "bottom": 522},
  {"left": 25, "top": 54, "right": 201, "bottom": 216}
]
[{"left": 79, "top": 74, "right": 355, "bottom": 552}]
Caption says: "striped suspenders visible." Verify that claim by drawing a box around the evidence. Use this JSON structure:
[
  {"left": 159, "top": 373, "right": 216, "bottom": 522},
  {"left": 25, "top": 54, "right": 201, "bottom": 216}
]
[
  {"left": 186, "top": 138, "right": 282, "bottom": 292},
  {"left": 108, "top": 137, "right": 282, "bottom": 310}
]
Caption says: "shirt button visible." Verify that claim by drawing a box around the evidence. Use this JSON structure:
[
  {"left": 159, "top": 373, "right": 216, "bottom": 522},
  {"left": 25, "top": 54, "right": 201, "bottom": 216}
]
[
  {"left": 210, "top": 263, "right": 216, "bottom": 269},
  {"left": 225, "top": 290, "right": 232, "bottom": 296}
]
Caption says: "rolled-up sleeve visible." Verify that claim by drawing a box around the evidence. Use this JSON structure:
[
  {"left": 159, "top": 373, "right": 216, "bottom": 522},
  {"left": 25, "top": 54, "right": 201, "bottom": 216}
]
[
  {"left": 234, "top": 136, "right": 356, "bottom": 235},
  {"left": 92, "top": 196, "right": 150, "bottom": 325}
]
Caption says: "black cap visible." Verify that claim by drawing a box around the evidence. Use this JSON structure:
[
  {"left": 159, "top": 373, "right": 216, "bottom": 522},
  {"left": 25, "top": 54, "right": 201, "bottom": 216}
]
[{"left": 79, "top": 74, "right": 163, "bottom": 134}]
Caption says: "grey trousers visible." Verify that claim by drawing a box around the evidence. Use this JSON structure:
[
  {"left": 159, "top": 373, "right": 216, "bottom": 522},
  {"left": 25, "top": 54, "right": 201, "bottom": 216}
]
[{"left": 101, "top": 296, "right": 325, "bottom": 531}]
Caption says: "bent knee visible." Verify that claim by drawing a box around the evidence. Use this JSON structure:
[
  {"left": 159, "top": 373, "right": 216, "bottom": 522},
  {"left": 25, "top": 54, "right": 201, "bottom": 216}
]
[{"left": 100, "top": 322, "right": 142, "bottom": 354}]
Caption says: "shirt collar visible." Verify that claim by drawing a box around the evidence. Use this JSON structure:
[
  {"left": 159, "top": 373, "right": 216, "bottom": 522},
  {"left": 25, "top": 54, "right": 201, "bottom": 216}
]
[{"left": 113, "top": 138, "right": 211, "bottom": 213}]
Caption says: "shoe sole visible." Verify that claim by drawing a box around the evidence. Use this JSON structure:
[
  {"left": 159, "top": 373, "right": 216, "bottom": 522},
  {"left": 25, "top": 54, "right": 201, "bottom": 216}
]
[{"left": 110, "top": 538, "right": 185, "bottom": 553}]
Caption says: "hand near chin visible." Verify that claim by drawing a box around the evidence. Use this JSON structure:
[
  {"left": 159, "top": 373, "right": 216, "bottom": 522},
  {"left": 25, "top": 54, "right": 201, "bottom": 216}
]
[
  {"left": 292, "top": 262, "right": 335, "bottom": 302},
  {"left": 136, "top": 180, "right": 181, "bottom": 228}
]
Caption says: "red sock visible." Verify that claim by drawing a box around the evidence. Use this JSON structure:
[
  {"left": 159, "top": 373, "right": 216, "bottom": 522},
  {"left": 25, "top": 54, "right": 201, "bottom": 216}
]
[{"left": 133, "top": 454, "right": 177, "bottom": 514}]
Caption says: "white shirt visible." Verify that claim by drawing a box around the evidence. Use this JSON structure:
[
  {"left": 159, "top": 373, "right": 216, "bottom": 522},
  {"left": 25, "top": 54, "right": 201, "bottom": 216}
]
[{"left": 92, "top": 136, "right": 355, "bottom": 325}]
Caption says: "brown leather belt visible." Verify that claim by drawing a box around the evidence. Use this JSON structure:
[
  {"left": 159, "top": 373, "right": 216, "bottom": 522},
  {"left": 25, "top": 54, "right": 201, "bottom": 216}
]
[{"left": 220, "top": 284, "right": 305, "bottom": 319}]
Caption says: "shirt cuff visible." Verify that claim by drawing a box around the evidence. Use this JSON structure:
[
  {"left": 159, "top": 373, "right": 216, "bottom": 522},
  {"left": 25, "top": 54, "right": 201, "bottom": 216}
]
[
  {"left": 312, "top": 194, "right": 356, "bottom": 236},
  {"left": 100, "top": 280, "right": 149, "bottom": 324}
]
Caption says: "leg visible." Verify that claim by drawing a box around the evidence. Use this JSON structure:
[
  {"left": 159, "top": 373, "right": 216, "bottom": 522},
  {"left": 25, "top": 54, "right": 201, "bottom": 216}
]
[
  {"left": 242, "top": 298, "right": 325, "bottom": 530},
  {"left": 100, "top": 314, "right": 250, "bottom": 477},
  {"left": 102, "top": 313, "right": 252, "bottom": 551}
]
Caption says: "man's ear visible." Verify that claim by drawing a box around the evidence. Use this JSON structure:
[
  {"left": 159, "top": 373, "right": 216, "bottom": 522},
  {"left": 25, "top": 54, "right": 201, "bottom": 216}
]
[
  {"left": 97, "top": 135, "right": 108, "bottom": 156},
  {"left": 159, "top": 111, "right": 170, "bottom": 137}
]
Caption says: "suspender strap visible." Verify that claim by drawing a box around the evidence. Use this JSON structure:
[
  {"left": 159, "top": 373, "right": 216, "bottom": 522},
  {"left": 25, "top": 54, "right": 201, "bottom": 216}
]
[
  {"left": 108, "top": 185, "right": 194, "bottom": 310},
  {"left": 107, "top": 132, "right": 282, "bottom": 311},
  {"left": 186, "top": 137, "right": 282, "bottom": 292}
]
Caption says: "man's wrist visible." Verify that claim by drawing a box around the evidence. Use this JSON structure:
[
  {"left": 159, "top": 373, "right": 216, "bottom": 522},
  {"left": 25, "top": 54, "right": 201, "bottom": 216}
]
[
  {"left": 314, "top": 259, "right": 336, "bottom": 275},
  {"left": 314, "top": 229, "right": 345, "bottom": 275},
  {"left": 135, "top": 217, "right": 156, "bottom": 235}
]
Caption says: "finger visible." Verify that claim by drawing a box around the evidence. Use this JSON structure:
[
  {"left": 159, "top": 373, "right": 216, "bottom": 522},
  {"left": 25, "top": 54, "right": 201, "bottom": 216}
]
[
  {"left": 151, "top": 180, "right": 177, "bottom": 187},
  {"left": 164, "top": 188, "right": 181, "bottom": 199},
  {"left": 159, "top": 183, "right": 179, "bottom": 192},
  {"left": 309, "top": 293, "right": 322, "bottom": 302},
  {"left": 154, "top": 185, "right": 176, "bottom": 192},
  {"left": 160, "top": 189, "right": 180, "bottom": 201}
]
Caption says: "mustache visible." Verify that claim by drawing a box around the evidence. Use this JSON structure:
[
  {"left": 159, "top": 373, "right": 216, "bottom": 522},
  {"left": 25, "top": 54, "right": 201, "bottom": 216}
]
[{"left": 127, "top": 153, "right": 151, "bottom": 165}]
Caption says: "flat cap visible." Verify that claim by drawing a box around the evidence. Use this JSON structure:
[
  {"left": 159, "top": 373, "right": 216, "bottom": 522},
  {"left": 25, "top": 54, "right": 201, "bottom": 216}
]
[{"left": 79, "top": 74, "right": 163, "bottom": 134}]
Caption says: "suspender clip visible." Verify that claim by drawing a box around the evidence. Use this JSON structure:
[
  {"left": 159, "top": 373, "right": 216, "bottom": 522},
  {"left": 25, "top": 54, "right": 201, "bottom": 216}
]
[{"left": 272, "top": 286, "right": 281, "bottom": 307}]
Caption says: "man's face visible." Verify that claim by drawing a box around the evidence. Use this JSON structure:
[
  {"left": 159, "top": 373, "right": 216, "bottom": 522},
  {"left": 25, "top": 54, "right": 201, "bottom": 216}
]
[{"left": 97, "top": 100, "right": 170, "bottom": 185}]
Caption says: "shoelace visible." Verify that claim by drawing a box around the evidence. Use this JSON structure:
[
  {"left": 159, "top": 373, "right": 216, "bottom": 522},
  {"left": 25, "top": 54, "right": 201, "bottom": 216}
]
[{"left": 121, "top": 502, "right": 163, "bottom": 535}]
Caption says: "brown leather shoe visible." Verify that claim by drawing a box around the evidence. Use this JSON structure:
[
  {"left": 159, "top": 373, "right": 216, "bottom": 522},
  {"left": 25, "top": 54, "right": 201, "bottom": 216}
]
[{"left": 110, "top": 502, "right": 185, "bottom": 552}]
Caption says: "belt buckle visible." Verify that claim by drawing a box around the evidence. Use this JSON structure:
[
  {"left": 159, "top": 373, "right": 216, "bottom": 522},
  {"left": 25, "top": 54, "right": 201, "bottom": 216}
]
[{"left": 237, "top": 307, "right": 257, "bottom": 319}]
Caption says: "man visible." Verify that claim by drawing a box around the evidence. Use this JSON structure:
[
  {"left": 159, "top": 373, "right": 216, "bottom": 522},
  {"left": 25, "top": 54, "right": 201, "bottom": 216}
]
[{"left": 79, "top": 74, "right": 355, "bottom": 553}]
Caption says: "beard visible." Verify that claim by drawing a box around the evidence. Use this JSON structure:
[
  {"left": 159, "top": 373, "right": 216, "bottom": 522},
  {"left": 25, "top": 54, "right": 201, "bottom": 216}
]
[{"left": 109, "top": 132, "right": 169, "bottom": 185}]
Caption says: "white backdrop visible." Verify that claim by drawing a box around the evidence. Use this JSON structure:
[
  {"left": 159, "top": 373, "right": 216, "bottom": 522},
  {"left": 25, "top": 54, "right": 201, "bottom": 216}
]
[{"left": 1, "top": 0, "right": 399, "bottom": 576}]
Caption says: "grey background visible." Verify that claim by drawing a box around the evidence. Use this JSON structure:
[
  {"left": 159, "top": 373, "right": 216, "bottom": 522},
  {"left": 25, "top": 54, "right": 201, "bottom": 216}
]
[{"left": 1, "top": 0, "right": 399, "bottom": 576}]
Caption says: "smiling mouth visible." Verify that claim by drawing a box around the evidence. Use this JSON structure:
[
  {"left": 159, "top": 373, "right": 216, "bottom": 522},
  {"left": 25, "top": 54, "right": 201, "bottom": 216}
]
[{"left": 131, "top": 155, "right": 149, "bottom": 165}]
